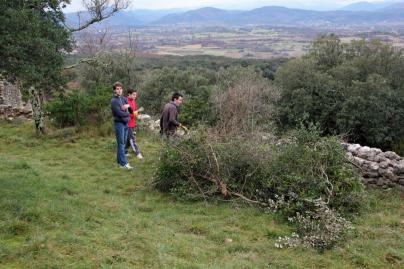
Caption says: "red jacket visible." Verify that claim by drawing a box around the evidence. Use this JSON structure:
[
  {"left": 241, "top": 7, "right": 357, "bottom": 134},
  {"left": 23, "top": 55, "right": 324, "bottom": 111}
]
[{"left": 127, "top": 97, "right": 137, "bottom": 128}]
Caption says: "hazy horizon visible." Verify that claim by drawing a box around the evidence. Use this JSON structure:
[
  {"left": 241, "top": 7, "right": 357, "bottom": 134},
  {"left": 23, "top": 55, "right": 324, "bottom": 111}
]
[{"left": 63, "top": 0, "right": 395, "bottom": 12}]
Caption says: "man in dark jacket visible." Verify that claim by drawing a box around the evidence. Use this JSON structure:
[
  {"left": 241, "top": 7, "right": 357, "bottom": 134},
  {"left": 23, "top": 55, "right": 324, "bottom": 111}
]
[
  {"left": 111, "top": 81, "right": 132, "bottom": 170},
  {"left": 160, "top": 92, "right": 183, "bottom": 137}
]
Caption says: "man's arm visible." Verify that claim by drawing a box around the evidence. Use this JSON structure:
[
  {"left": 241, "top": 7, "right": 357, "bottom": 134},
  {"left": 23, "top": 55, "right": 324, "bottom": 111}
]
[
  {"left": 168, "top": 106, "right": 181, "bottom": 127},
  {"left": 112, "top": 99, "right": 130, "bottom": 118}
]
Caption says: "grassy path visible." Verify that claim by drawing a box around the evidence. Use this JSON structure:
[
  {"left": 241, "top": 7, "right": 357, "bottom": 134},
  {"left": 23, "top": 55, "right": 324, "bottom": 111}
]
[{"left": 0, "top": 121, "right": 403, "bottom": 268}]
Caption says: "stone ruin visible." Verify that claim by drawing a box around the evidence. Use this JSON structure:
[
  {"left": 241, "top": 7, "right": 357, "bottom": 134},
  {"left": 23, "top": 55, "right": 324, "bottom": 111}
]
[
  {"left": 0, "top": 79, "right": 32, "bottom": 120},
  {"left": 343, "top": 143, "right": 404, "bottom": 191}
]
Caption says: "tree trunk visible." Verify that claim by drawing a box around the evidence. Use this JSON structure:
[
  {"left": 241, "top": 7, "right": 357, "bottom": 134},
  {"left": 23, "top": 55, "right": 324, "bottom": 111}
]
[{"left": 29, "top": 86, "right": 45, "bottom": 135}]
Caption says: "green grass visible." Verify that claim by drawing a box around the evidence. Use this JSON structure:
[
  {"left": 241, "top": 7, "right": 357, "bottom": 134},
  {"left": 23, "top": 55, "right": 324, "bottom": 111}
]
[{"left": 0, "top": 121, "right": 403, "bottom": 268}]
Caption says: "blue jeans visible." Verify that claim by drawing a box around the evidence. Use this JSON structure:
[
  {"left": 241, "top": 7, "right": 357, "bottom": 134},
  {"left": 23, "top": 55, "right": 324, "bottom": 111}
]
[{"left": 114, "top": 121, "right": 128, "bottom": 166}]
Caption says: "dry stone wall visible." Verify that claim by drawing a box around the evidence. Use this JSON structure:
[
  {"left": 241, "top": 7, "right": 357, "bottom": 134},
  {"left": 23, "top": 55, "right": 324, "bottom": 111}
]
[
  {"left": 0, "top": 79, "right": 32, "bottom": 120},
  {"left": 343, "top": 143, "right": 404, "bottom": 191}
]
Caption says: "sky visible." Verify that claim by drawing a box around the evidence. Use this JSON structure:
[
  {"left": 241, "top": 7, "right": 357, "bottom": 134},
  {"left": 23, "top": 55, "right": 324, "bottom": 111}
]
[{"left": 63, "top": 0, "right": 388, "bottom": 12}]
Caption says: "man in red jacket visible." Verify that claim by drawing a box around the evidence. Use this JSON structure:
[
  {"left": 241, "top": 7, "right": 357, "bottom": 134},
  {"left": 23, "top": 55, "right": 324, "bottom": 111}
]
[{"left": 125, "top": 89, "right": 143, "bottom": 159}]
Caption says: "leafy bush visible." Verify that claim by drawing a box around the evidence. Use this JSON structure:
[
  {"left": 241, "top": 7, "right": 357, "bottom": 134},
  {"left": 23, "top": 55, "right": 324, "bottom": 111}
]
[
  {"left": 45, "top": 89, "right": 89, "bottom": 128},
  {"left": 276, "top": 35, "right": 404, "bottom": 150},
  {"left": 46, "top": 84, "right": 111, "bottom": 128},
  {"left": 138, "top": 67, "right": 216, "bottom": 117},
  {"left": 178, "top": 85, "right": 216, "bottom": 127},
  {"left": 266, "top": 126, "right": 365, "bottom": 215},
  {"left": 276, "top": 199, "right": 354, "bottom": 250},
  {"left": 154, "top": 127, "right": 365, "bottom": 249}
]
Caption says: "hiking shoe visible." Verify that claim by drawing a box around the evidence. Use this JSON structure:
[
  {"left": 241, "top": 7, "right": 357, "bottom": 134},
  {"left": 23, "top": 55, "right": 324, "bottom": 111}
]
[
  {"left": 120, "top": 163, "right": 133, "bottom": 170},
  {"left": 136, "top": 153, "right": 143, "bottom": 159}
]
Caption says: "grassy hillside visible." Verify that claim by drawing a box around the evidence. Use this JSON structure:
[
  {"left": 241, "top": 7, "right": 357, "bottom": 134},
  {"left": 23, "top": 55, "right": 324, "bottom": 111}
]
[{"left": 0, "top": 121, "right": 403, "bottom": 268}]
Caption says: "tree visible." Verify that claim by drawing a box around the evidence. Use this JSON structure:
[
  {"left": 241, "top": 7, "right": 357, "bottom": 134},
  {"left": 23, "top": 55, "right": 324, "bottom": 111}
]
[
  {"left": 0, "top": 0, "right": 128, "bottom": 134},
  {"left": 0, "top": 0, "right": 72, "bottom": 134},
  {"left": 276, "top": 35, "right": 404, "bottom": 150}
]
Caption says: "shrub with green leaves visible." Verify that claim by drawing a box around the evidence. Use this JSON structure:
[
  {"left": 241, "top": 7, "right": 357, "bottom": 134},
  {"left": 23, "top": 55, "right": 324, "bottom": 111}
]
[
  {"left": 276, "top": 199, "right": 354, "bottom": 250},
  {"left": 276, "top": 35, "right": 404, "bottom": 150},
  {"left": 45, "top": 84, "right": 111, "bottom": 128},
  {"left": 154, "top": 127, "right": 365, "bottom": 249},
  {"left": 155, "top": 127, "right": 364, "bottom": 213}
]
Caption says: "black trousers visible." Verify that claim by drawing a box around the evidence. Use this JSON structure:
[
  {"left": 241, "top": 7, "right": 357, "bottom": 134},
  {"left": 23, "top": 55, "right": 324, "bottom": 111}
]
[{"left": 125, "top": 127, "right": 140, "bottom": 156}]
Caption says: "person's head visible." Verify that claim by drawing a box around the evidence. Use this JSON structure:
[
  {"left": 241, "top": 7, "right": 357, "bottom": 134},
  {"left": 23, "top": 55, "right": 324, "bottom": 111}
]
[
  {"left": 113, "top": 81, "right": 123, "bottom": 96},
  {"left": 127, "top": 88, "right": 137, "bottom": 100},
  {"left": 171, "top": 92, "right": 183, "bottom": 106}
]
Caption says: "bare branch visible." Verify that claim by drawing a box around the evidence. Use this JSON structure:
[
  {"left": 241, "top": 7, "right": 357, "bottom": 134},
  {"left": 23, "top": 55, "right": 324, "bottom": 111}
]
[
  {"left": 77, "top": 28, "right": 113, "bottom": 55},
  {"left": 64, "top": 57, "right": 109, "bottom": 69},
  {"left": 65, "top": 0, "right": 130, "bottom": 32},
  {"left": 230, "top": 192, "right": 268, "bottom": 207}
]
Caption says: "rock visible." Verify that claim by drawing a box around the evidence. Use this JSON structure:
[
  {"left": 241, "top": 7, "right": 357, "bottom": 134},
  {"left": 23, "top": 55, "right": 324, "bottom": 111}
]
[
  {"left": 372, "top": 148, "right": 383, "bottom": 155},
  {"left": 368, "top": 162, "right": 379, "bottom": 172},
  {"left": 378, "top": 167, "right": 397, "bottom": 181},
  {"left": 379, "top": 160, "right": 391, "bottom": 169},
  {"left": 147, "top": 120, "right": 160, "bottom": 132},
  {"left": 137, "top": 114, "right": 151, "bottom": 121},
  {"left": 375, "top": 154, "right": 388, "bottom": 163},
  {"left": 390, "top": 161, "right": 402, "bottom": 174},
  {"left": 368, "top": 149, "right": 382, "bottom": 161},
  {"left": 357, "top": 146, "right": 373, "bottom": 159},
  {"left": 224, "top": 238, "right": 233, "bottom": 244},
  {"left": 362, "top": 177, "right": 376, "bottom": 184},
  {"left": 363, "top": 171, "right": 379, "bottom": 178},
  {"left": 387, "top": 181, "right": 396, "bottom": 188},
  {"left": 376, "top": 178, "right": 387, "bottom": 187},
  {"left": 347, "top": 144, "right": 361, "bottom": 154},
  {"left": 353, "top": 157, "right": 365, "bottom": 166},
  {"left": 384, "top": 151, "right": 401, "bottom": 161},
  {"left": 343, "top": 143, "right": 403, "bottom": 191},
  {"left": 341, "top": 142, "right": 349, "bottom": 150},
  {"left": 396, "top": 185, "right": 404, "bottom": 191},
  {"left": 346, "top": 152, "right": 354, "bottom": 162},
  {"left": 397, "top": 160, "right": 404, "bottom": 174}
]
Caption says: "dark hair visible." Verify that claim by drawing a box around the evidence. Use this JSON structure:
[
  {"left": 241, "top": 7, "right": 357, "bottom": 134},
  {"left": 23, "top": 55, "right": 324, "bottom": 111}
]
[
  {"left": 171, "top": 92, "right": 183, "bottom": 101},
  {"left": 113, "top": 81, "right": 123, "bottom": 91},
  {"left": 127, "top": 88, "right": 137, "bottom": 94}
]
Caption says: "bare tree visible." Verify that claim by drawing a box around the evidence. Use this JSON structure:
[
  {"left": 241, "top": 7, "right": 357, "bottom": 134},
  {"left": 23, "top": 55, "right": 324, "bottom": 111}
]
[
  {"left": 64, "top": 27, "right": 114, "bottom": 70},
  {"left": 78, "top": 28, "right": 113, "bottom": 55},
  {"left": 212, "top": 66, "right": 280, "bottom": 137}
]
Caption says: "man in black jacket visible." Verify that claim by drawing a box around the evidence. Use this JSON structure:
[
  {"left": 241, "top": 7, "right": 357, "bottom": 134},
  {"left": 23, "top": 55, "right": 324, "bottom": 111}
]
[
  {"left": 160, "top": 92, "right": 184, "bottom": 137},
  {"left": 111, "top": 81, "right": 133, "bottom": 170}
]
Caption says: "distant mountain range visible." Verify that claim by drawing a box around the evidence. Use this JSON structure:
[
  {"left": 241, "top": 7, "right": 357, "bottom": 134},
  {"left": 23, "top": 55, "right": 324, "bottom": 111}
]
[
  {"left": 65, "top": 1, "right": 404, "bottom": 28},
  {"left": 339, "top": 1, "right": 399, "bottom": 11}
]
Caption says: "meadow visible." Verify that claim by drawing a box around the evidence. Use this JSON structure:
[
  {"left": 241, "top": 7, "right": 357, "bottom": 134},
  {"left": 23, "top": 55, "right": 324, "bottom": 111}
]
[{"left": 0, "top": 121, "right": 403, "bottom": 268}]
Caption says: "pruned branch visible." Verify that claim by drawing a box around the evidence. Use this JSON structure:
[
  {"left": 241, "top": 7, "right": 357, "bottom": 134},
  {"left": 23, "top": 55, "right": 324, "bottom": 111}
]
[
  {"left": 64, "top": 58, "right": 98, "bottom": 69},
  {"left": 63, "top": 56, "right": 111, "bottom": 70}
]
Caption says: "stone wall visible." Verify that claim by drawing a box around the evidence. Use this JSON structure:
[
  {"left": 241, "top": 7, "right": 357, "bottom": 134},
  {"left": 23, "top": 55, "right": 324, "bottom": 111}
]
[
  {"left": 0, "top": 79, "right": 23, "bottom": 108},
  {"left": 0, "top": 79, "right": 32, "bottom": 120},
  {"left": 343, "top": 143, "right": 404, "bottom": 191}
]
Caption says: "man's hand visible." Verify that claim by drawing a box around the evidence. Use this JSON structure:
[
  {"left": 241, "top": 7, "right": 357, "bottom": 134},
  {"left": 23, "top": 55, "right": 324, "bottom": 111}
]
[
  {"left": 121, "top": 104, "right": 130, "bottom": 110},
  {"left": 179, "top": 124, "right": 188, "bottom": 132}
]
